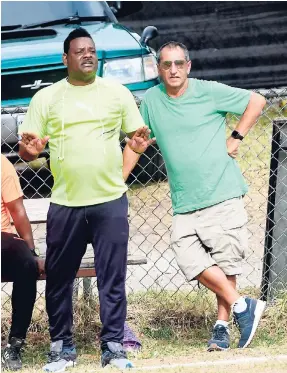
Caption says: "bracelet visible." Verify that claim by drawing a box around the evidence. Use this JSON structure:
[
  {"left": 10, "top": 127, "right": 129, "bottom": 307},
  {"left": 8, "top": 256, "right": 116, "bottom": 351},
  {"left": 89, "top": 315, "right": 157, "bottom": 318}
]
[{"left": 132, "top": 149, "right": 143, "bottom": 155}]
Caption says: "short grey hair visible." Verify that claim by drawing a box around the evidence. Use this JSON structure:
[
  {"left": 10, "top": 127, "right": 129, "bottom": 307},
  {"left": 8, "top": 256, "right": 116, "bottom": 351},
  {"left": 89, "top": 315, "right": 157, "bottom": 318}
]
[{"left": 156, "top": 41, "right": 190, "bottom": 63}]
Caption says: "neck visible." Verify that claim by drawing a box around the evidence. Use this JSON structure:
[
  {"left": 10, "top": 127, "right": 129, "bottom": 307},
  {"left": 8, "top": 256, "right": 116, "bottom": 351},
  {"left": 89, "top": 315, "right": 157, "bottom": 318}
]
[
  {"left": 67, "top": 74, "right": 96, "bottom": 86},
  {"left": 166, "top": 79, "right": 189, "bottom": 98}
]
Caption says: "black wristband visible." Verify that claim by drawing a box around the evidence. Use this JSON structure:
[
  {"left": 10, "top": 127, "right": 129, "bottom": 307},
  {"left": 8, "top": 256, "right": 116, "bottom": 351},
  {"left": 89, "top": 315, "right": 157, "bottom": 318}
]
[
  {"left": 231, "top": 130, "right": 244, "bottom": 141},
  {"left": 30, "top": 249, "right": 39, "bottom": 257}
]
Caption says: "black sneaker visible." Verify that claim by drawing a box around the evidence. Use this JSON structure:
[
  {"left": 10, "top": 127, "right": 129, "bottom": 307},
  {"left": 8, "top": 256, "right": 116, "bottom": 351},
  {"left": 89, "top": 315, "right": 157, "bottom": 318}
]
[
  {"left": 2, "top": 337, "right": 24, "bottom": 371},
  {"left": 101, "top": 342, "right": 134, "bottom": 369}
]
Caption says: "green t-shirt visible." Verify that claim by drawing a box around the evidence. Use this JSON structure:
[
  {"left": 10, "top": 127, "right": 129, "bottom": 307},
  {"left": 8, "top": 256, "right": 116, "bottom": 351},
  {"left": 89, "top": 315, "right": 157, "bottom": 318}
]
[
  {"left": 140, "top": 78, "right": 251, "bottom": 215},
  {"left": 19, "top": 77, "right": 145, "bottom": 207}
]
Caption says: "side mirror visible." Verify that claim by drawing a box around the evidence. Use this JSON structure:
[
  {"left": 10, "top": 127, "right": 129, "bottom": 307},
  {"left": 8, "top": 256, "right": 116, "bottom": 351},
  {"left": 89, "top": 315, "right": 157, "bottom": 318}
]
[{"left": 140, "top": 26, "right": 158, "bottom": 46}]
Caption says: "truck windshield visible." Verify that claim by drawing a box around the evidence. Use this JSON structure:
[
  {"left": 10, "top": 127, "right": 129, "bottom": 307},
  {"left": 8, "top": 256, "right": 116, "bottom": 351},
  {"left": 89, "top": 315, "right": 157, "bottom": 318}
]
[{"left": 1, "top": 1, "right": 113, "bottom": 30}]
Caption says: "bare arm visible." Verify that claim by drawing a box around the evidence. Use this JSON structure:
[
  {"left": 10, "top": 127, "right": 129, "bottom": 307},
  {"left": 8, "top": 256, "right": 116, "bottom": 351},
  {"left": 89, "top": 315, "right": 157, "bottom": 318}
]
[
  {"left": 234, "top": 92, "right": 266, "bottom": 136},
  {"left": 6, "top": 197, "right": 35, "bottom": 249},
  {"left": 122, "top": 126, "right": 156, "bottom": 182},
  {"left": 123, "top": 144, "right": 141, "bottom": 182},
  {"left": 227, "top": 92, "right": 266, "bottom": 158}
]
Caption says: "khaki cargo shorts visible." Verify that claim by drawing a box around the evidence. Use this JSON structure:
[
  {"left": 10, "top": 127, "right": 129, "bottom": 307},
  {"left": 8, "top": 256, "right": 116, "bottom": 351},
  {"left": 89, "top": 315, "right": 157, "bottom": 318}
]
[{"left": 171, "top": 197, "right": 248, "bottom": 281}]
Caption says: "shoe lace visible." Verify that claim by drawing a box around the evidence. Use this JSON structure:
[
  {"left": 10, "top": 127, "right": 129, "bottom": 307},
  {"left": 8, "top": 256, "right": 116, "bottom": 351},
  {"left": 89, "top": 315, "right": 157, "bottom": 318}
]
[
  {"left": 111, "top": 351, "right": 127, "bottom": 360},
  {"left": 103, "top": 348, "right": 126, "bottom": 363},
  {"left": 233, "top": 315, "right": 239, "bottom": 328},
  {"left": 61, "top": 350, "right": 73, "bottom": 360},
  {"left": 213, "top": 326, "right": 227, "bottom": 341},
  {"left": 9, "top": 347, "right": 20, "bottom": 361},
  {"left": 47, "top": 351, "right": 61, "bottom": 363}
]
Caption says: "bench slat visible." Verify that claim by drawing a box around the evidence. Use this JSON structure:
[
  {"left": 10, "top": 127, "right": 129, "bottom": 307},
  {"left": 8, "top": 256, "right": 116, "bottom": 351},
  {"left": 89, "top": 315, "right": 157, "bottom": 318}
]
[
  {"left": 7, "top": 199, "right": 148, "bottom": 283},
  {"left": 79, "top": 256, "right": 147, "bottom": 268},
  {"left": 2, "top": 256, "right": 147, "bottom": 282}
]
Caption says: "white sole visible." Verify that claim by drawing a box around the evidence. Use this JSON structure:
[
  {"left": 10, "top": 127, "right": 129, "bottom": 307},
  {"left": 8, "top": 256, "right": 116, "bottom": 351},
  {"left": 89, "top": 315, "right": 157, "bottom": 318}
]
[
  {"left": 43, "top": 360, "right": 76, "bottom": 373},
  {"left": 207, "top": 344, "right": 230, "bottom": 352},
  {"left": 241, "top": 300, "right": 266, "bottom": 348},
  {"left": 110, "top": 359, "right": 134, "bottom": 369}
]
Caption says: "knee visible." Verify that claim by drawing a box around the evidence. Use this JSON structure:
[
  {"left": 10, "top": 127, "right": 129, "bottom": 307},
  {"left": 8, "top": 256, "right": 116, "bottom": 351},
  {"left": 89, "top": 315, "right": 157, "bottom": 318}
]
[{"left": 45, "top": 261, "right": 74, "bottom": 284}]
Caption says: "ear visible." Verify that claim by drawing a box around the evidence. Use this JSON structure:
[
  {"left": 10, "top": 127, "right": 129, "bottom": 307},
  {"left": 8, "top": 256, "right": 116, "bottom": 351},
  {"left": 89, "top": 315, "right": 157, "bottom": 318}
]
[
  {"left": 157, "top": 64, "right": 162, "bottom": 78},
  {"left": 62, "top": 53, "right": 68, "bottom": 67},
  {"left": 187, "top": 60, "right": 192, "bottom": 74}
]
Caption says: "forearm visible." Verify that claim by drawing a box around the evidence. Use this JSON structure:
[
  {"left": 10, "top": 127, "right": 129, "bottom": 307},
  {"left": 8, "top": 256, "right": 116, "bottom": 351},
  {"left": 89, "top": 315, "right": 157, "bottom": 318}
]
[
  {"left": 12, "top": 211, "right": 35, "bottom": 249},
  {"left": 123, "top": 144, "right": 141, "bottom": 182},
  {"left": 234, "top": 92, "right": 266, "bottom": 136}
]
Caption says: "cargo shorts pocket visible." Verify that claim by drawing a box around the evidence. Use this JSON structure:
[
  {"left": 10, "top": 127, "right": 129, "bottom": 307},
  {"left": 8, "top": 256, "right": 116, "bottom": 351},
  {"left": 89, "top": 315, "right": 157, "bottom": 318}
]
[{"left": 219, "top": 199, "right": 248, "bottom": 261}]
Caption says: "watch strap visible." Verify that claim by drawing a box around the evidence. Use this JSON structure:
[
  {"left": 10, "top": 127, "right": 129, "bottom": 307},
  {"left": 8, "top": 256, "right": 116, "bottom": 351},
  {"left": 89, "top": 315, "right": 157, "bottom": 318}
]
[{"left": 231, "top": 130, "right": 244, "bottom": 141}]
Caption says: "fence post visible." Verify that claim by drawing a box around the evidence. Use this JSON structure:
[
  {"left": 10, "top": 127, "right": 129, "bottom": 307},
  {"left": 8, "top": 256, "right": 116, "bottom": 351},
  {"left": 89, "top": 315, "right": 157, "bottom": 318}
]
[{"left": 261, "top": 118, "right": 287, "bottom": 301}]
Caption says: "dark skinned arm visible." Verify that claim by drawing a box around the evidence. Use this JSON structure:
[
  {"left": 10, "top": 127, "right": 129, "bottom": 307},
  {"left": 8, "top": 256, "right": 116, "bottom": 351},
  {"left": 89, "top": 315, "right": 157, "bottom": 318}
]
[{"left": 6, "top": 197, "right": 35, "bottom": 249}]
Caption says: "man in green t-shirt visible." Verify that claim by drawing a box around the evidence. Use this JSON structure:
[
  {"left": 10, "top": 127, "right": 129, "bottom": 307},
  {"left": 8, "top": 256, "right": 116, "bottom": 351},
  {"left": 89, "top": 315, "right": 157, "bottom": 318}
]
[
  {"left": 140, "top": 41, "right": 266, "bottom": 352},
  {"left": 18, "top": 28, "right": 154, "bottom": 372}
]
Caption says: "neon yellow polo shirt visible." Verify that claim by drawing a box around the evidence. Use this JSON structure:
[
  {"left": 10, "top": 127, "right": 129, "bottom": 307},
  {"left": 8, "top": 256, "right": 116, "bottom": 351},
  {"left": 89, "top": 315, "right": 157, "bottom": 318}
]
[{"left": 19, "top": 77, "right": 145, "bottom": 206}]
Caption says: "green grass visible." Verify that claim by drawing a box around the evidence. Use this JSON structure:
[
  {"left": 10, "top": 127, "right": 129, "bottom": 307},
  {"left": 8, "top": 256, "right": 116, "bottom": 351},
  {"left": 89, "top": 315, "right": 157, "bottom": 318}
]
[
  {"left": 126, "top": 289, "right": 287, "bottom": 355},
  {"left": 2, "top": 289, "right": 287, "bottom": 370}
]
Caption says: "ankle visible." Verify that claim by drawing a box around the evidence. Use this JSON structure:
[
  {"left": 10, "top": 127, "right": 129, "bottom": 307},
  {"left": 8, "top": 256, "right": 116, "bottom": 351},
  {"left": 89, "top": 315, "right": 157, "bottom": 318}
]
[
  {"left": 215, "top": 320, "right": 229, "bottom": 328},
  {"left": 232, "top": 296, "right": 247, "bottom": 313},
  {"left": 63, "top": 341, "right": 75, "bottom": 349},
  {"left": 8, "top": 337, "right": 24, "bottom": 348}
]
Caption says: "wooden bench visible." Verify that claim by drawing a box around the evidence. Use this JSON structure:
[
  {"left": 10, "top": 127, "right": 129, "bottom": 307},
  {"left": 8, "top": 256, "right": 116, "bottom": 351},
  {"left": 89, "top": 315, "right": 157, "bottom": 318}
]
[{"left": 2, "top": 198, "right": 147, "bottom": 282}]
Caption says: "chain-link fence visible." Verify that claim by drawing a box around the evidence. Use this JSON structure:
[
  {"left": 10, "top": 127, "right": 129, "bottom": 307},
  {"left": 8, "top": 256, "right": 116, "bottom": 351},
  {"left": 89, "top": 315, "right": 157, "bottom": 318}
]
[{"left": 1, "top": 88, "right": 287, "bottom": 344}]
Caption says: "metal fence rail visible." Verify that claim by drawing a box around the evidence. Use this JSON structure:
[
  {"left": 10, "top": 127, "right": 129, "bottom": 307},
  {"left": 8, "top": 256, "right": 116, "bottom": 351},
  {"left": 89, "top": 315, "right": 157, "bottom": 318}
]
[{"left": 1, "top": 88, "right": 287, "bottom": 339}]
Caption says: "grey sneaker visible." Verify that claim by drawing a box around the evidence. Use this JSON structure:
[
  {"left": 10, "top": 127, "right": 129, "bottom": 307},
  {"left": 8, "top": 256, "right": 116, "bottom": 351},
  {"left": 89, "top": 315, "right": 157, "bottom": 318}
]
[
  {"left": 42, "top": 340, "right": 77, "bottom": 373},
  {"left": 2, "top": 337, "right": 23, "bottom": 371},
  {"left": 207, "top": 325, "right": 230, "bottom": 351},
  {"left": 101, "top": 342, "right": 134, "bottom": 369}
]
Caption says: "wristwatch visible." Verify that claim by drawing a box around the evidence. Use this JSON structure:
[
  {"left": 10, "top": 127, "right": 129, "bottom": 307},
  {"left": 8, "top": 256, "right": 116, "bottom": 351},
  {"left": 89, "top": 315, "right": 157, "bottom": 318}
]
[
  {"left": 30, "top": 249, "right": 39, "bottom": 257},
  {"left": 231, "top": 130, "right": 244, "bottom": 141}
]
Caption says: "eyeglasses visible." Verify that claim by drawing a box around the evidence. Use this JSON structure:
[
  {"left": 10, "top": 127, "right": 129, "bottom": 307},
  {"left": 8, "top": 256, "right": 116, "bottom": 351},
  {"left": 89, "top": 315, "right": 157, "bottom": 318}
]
[{"left": 160, "top": 60, "right": 187, "bottom": 70}]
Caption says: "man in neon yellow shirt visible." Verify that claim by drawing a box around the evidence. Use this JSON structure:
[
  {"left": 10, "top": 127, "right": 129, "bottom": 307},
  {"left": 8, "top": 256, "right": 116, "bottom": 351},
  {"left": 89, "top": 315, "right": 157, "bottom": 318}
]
[
  {"left": 19, "top": 27, "right": 154, "bottom": 372},
  {"left": 140, "top": 42, "right": 266, "bottom": 352}
]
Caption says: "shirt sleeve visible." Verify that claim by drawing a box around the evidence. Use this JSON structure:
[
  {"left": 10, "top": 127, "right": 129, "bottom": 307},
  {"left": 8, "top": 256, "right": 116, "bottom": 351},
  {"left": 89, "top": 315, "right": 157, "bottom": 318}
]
[
  {"left": 211, "top": 81, "right": 251, "bottom": 115},
  {"left": 120, "top": 86, "right": 146, "bottom": 134},
  {"left": 1, "top": 156, "right": 23, "bottom": 203},
  {"left": 139, "top": 98, "right": 155, "bottom": 138},
  {"left": 18, "top": 90, "right": 48, "bottom": 138}
]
